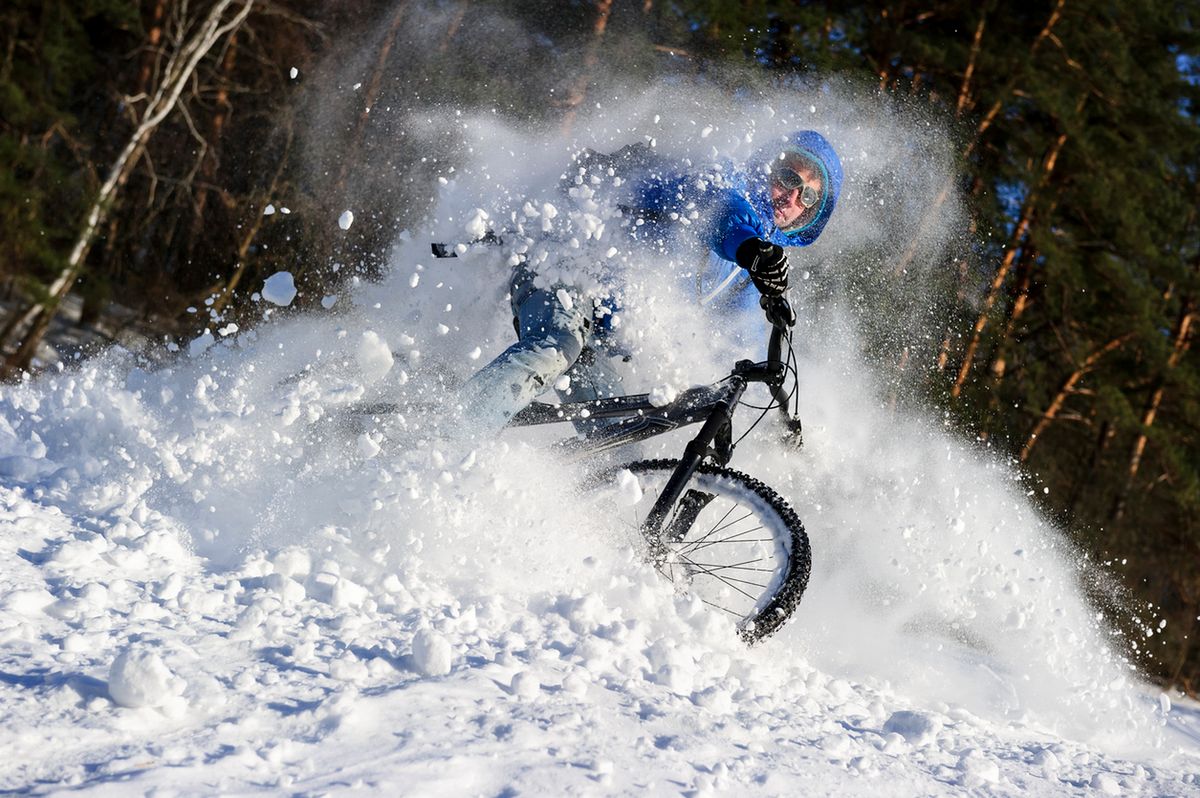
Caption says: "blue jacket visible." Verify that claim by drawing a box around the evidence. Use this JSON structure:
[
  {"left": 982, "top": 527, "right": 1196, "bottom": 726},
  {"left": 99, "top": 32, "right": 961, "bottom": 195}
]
[{"left": 627, "top": 130, "right": 843, "bottom": 262}]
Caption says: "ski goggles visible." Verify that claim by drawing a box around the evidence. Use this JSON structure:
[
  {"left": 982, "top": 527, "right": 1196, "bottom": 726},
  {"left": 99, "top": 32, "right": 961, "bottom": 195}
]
[{"left": 771, "top": 165, "right": 822, "bottom": 209}]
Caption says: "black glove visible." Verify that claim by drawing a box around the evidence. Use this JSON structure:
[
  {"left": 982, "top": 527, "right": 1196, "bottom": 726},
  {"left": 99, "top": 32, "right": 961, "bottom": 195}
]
[{"left": 735, "top": 238, "right": 789, "bottom": 297}]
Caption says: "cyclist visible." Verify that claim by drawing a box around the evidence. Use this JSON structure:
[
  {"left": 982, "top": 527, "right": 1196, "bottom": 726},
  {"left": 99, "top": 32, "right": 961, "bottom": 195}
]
[{"left": 455, "top": 129, "right": 843, "bottom": 438}]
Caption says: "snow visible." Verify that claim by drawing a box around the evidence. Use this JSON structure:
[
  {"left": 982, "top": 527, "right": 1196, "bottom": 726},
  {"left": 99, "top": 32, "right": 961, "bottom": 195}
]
[
  {"left": 261, "top": 271, "right": 297, "bottom": 306},
  {"left": 0, "top": 91, "right": 1196, "bottom": 796},
  {"left": 411, "top": 629, "right": 453, "bottom": 676},
  {"left": 355, "top": 330, "right": 394, "bottom": 382},
  {"left": 108, "top": 646, "right": 182, "bottom": 709},
  {"left": 338, "top": 209, "right": 354, "bottom": 230}
]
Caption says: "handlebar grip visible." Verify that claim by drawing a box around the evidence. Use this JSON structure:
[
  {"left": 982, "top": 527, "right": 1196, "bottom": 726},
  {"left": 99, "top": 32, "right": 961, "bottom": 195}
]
[{"left": 759, "top": 295, "right": 796, "bottom": 329}]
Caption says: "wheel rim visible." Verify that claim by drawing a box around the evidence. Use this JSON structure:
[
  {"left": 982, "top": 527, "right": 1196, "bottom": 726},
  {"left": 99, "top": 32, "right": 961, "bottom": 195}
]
[{"left": 617, "top": 468, "right": 793, "bottom": 632}]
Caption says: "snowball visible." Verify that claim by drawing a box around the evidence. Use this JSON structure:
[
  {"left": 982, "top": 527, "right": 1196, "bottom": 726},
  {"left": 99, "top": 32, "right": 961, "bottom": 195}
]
[
  {"left": 355, "top": 331, "right": 394, "bottom": 383},
  {"left": 338, "top": 210, "right": 354, "bottom": 230},
  {"left": 510, "top": 670, "right": 540, "bottom": 699},
  {"left": 108, "top": 646, "right": 180, "bottom": 709},
  {"left": 882, "top": 711, "right": 942, "bottom": 746},
  {"left": 956, "top": 753, "right": 999, "bottom": 786},
  {"left": 262, "top": 272, "right": 297, "bottom": 307},
  {"left": 412, "top": 629, "right": 452, "bottom": 676}
]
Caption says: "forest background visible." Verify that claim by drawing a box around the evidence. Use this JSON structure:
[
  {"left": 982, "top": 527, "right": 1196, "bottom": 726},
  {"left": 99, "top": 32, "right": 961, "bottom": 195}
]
[{"left": 1, "top": 0, "right": 1198, "bottom": 692}]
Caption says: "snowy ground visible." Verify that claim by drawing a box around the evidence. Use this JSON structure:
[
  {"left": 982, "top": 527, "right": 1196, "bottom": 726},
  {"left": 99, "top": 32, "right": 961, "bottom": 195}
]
[{"left": 3, "top": 96, "right": 1199, "bottom": 795}]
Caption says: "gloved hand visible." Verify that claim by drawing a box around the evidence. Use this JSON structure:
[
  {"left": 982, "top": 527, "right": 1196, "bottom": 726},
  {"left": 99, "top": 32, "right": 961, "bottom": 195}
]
[{"left": 735, "top": 238, "right": 789, "bottom": 297}]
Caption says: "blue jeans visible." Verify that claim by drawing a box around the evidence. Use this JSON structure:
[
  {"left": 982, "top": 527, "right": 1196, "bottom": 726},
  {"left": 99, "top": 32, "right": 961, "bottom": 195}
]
[{"left": 457, "top": 266, "right": 624, "bottom": 437}]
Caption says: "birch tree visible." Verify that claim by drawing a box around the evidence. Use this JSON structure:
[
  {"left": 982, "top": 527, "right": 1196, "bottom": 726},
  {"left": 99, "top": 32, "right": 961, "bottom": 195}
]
[{"left": 0, "top": 0, "right": 254, "bottom": 377}]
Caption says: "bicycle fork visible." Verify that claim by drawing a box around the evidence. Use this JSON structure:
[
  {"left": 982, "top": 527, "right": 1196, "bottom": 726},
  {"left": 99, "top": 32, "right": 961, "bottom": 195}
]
[{"left": 643, "top": 376, "right": 748, "bottom": 543}]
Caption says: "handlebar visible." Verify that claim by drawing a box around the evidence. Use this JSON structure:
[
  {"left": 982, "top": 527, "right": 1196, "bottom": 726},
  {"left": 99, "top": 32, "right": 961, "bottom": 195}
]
[{"left": 761, "top": 294, "right": 803, "bottom": 442}]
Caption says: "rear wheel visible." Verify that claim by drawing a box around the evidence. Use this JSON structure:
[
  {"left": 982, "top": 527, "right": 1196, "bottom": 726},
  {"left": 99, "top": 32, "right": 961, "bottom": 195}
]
[{"left": 605, "top": 459, "right": 810, "bottom": 643}]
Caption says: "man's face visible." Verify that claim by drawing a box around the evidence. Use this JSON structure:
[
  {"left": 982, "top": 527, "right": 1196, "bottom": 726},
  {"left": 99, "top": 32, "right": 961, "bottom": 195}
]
[{"left": 768, "top": 159, "right": 823, "bottom": 230}]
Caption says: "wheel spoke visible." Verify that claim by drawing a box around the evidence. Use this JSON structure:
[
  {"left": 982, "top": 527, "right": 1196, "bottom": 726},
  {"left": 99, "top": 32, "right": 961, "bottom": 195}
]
[
  {"left": 705, "top": 509, "right": 757, "bottom": 539},
  {"left": 693, "top": 538, "right": 777, "bottom": 547},
  {"left": 676, "top": 554, "right": 762, "bottom": 602},
  {"left": 684, "top": 524, "right": 767, "bottom": 554},
  {"left": 698, "top": 597, "right": 743, "bottom": 618},
  {"left": 682, "top": 562, "right": 777, "bottom": 573},
  {"left": 678, "top": 499, "right": 739, "bottom": 552},
  {"left": 678, "top": 565, "right": 770, "bottom": 590}
]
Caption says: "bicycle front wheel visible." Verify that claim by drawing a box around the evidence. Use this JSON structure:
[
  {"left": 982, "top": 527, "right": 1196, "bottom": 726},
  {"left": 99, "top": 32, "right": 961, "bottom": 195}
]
[{"left": 606, "top": 459, "right": 811, "bottom": 643}]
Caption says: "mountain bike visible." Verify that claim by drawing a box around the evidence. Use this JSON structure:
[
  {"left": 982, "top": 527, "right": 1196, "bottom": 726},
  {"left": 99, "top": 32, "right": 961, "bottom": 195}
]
[{"left": 503, "top": 294, "right": 811, "bottom": 643}]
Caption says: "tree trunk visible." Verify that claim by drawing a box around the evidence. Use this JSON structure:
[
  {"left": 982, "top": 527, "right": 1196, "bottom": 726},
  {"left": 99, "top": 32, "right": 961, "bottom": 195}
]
[
  {"left": 956, "top": 12, "right": 987, "bottom": 115},
  {"left": 951, "top": 132, "right": 1067, "bottom": 398},
  {"left": 1020, "top": 333, "right": 1133, "bottom": 462},
  {"left": 0, "top": 0, "right": 255, "bottom": 377},
  {"left": 331, "top": 1, "right": 408, "bottom": 199},
  {"left": 186, "top": 30, "right": 239, "bottom": 266},
  {"left": 438, "top": 5, "right": 466, "bottom": 53},
  {"left": 892, "top": 0, "right": 1065, "bottom": 277},
  {"left": 211, "top": 114, "right": 295, "bottom": 314},
  {"left": 1110, "top": 297, "right": 1196, "bottom": 523},
  {"left": 135, "top": 0, "right": 167, "bottom": 100},
  {"left": 561, "top": 0, "right": 614, "bottom": 135},
  {"left": 988, "top": 241, "right": 1039, "bottom": 385}
]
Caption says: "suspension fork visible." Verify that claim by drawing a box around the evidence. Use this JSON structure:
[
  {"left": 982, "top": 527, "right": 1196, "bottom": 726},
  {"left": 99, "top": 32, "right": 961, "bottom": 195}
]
[{"left": 643, "top": 376, "right": 748, "bottom": 536}]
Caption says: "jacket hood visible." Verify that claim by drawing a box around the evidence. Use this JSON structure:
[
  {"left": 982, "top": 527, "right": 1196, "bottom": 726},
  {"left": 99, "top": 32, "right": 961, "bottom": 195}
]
[{"left": 746, "top": 130, "right": 844, "bottom": 248}]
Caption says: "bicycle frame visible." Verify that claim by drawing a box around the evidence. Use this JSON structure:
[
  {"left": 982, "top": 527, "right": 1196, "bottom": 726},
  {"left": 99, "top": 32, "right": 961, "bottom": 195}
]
[{"left": 508, "top": 295, "right": 801, "bottom": 535}]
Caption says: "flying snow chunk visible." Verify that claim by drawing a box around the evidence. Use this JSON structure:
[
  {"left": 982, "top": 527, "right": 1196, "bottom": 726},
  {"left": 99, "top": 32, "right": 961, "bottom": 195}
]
[
  {"left": 615, "top": 469, "right": 643, "bottom": 507},
  {"left": 411, "top": 629, "right": 452, "bottom": 677},
  {"left": 263, "top": 204, "right": 276, "bottom": 216},
  {"left": 108, "top": 646, "right": 181, "bottom": 709},
  {"left": 321, "top": 295, "right": 338, "bottom": 309},
  {"left": 262, "top": 272, "right": 297, "bottom": 306},
  {"left": 189, "top": 330, "right": 215, "bottom": 357},
  {"left": 338, "top": 210, "right": 354, "bottom": 230},
  {"left": 357, "top": 433, "right": 381, "bottom": 459},
  {"left": 289, "top": 67, "right": 298, "bottom": 79},
  {"left": 555, "top": 288, "right": 574, "bottom": 311},
  {"left": 356, "top": 330, "right": 394, "bottom": 383},
  {"left": 649, "top": 384, "right": 678, "bottom": 407},
  {"left": 465, "top": 208, "right": 490, "bottom": 240}
]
